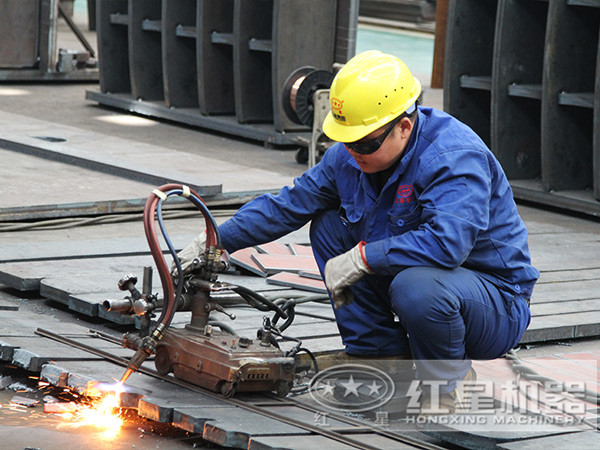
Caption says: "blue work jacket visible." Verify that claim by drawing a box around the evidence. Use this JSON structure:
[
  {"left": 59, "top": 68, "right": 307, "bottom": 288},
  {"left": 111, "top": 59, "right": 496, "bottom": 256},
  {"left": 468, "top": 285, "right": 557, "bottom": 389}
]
[{"left": 219, "top": 107, "right": 539, "bottom": 298}]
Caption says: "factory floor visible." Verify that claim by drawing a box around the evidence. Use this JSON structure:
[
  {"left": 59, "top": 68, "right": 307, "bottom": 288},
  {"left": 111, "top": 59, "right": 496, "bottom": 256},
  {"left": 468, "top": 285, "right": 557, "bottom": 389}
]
[{"left": 0, "top": 5, "right": 598, "bottom": 450}]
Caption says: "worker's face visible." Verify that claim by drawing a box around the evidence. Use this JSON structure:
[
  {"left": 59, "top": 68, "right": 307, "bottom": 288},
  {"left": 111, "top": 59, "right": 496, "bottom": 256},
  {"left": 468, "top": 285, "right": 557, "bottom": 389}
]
[{"left": 344, "top": 117, "right": 414, "bottom": 173}]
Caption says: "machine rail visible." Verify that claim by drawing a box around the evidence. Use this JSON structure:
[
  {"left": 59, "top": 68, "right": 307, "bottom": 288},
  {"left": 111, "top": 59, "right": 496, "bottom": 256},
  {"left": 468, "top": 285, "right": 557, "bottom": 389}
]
[{"left": 35, "top": 328, "right": 445, "bottom": 450}]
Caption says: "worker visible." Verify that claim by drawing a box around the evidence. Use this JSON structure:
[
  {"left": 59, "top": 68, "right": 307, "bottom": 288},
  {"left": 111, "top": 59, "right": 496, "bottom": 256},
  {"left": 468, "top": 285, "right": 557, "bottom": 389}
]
[{"left": 176, "top": 50, "right": 539, "bottom": 414}]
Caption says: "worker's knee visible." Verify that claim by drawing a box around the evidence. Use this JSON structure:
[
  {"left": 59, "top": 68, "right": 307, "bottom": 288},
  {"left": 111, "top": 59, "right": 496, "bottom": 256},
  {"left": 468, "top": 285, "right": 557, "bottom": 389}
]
[{"left": 389, "top": 267, "right": 459, "bottom": 320}]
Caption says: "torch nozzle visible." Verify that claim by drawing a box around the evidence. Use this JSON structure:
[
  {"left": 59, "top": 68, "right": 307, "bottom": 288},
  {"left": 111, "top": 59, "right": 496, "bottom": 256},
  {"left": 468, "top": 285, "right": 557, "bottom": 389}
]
[
  {"left": 119, "top": 347, "right": 151, "bottom": 383},
  {"left": 119, "top": 368, "right": 135, "bottom": 384}
]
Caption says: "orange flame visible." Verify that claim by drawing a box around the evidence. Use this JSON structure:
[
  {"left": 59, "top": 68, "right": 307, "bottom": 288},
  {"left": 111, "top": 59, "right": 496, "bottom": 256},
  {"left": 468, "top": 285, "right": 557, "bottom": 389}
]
[{"left": 56, "top": 383, "right": 125, "bottom": 439}]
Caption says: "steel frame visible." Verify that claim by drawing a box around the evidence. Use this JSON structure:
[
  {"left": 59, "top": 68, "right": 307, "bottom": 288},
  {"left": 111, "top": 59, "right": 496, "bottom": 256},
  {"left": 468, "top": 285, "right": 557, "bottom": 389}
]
[{"left": 0, "top": 0, "right": 98, "bottom": 81}]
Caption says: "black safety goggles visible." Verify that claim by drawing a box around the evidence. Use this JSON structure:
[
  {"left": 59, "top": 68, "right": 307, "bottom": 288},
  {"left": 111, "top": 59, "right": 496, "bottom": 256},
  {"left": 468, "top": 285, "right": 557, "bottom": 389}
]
[{"left": 344, "top": 115, "right": 403, "bottom": 155}]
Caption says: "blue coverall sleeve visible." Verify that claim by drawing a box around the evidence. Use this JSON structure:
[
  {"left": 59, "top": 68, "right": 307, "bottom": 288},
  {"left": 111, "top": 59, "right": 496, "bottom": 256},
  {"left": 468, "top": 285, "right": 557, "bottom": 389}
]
[
  {"left": 218, "top": 149, "right": 341, "bottom": 253},
  {"left": 364, "top": 147, "right": 493, "bottom": 274}
]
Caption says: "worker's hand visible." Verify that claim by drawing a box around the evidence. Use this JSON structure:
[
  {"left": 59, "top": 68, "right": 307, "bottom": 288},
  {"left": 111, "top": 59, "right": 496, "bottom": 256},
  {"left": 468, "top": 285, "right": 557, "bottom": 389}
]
[
  {"left": 171, "top": 232, "right": 206, "bottom": 277},
  {"left": 324, "top": 242, "right": 372, "bottom": 309}
]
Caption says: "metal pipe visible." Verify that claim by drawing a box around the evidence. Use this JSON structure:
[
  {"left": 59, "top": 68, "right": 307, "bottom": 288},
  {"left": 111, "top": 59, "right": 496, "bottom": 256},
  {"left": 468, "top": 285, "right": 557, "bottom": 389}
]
[
  {"left": 103, "top": 298, "right": 133, "bottom": 313},
  {"left": 142, "top": 266, "right": 153, "bottom": 295}
]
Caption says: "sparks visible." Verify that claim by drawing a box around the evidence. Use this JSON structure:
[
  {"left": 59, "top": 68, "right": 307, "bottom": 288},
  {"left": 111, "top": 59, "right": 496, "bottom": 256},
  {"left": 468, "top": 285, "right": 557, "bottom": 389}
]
[
  {"left": 77, "top": 393, "right": 123, "bottom": 438},
  {"left": 55, "top": 383, "right": 125, "bottom": 439}
]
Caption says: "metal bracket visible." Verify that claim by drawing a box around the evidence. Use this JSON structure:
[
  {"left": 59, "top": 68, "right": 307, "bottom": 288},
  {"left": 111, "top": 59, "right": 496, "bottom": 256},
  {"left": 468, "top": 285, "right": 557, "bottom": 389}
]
[
  {"left": 0, "top": 0, "right": 97, "bottom": 80},
  {"left": 309, "top": 89, "right": 335, "bottom": 168}
]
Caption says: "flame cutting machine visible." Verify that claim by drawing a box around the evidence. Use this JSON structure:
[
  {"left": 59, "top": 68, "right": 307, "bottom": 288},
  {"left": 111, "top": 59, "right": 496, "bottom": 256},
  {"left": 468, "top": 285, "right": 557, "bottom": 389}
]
[{"left": 106, "top": 184, "right": 298, "bottom": 397}]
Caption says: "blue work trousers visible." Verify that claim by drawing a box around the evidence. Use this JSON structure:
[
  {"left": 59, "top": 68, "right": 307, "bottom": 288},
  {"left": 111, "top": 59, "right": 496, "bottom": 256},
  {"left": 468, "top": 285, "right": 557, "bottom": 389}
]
[{"left": 310, "top": 210, "right": 531, "bottom": 392}]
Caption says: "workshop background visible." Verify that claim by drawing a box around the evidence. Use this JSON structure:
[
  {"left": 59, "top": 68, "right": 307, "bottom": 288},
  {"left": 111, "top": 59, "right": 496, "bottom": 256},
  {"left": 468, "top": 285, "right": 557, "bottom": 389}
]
[{"left": 0, "top": 1, "right": 599, "bottom": 449}]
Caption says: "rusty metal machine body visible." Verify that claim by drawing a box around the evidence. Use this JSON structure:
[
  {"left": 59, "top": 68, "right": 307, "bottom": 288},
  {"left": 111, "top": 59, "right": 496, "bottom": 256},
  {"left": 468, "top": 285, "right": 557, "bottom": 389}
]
[
  {"left": 156, "top": 327, "right": 294, "bottom": 397},
  {"left": 106, "top": 184, "right": 296, "bottom": 397},
  {"left": 150, "top": 276, "right": 295, "bottom": 397}
]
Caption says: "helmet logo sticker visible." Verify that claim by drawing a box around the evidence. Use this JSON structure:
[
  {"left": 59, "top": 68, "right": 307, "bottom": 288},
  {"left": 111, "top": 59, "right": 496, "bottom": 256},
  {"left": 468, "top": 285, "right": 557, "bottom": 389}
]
[
  {"left": 331, "top": 97, "right": 346, "bottom": 122},
  {"left": 331, "top": 97, "right": 344, "bottom": 112}
]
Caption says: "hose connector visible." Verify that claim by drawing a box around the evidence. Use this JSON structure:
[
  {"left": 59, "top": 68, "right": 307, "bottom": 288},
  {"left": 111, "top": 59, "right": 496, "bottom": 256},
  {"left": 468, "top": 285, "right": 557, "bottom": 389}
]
[{"left": 119, "top": 324, "right": 167, "bottom": 383}]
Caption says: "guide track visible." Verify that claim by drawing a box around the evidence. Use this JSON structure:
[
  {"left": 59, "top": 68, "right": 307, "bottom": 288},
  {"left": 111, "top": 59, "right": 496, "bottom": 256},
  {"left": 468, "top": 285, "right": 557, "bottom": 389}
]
[{"left": 36, "top": 327, "right": 445, "bottom": 450}]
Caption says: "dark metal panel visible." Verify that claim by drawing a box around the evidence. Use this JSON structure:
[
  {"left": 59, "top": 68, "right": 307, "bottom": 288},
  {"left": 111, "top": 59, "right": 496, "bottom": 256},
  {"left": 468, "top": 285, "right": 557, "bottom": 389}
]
[
  {"left": 558, "top": 92, "right": 594, "bottom": 108},
  {"left": 97, "top": 0, "right": 130, "bottom": 93},
  {"left": 0, "top": 136, "right": 222, "bottom": 197},
  {"left": 38, "top": 0, "right": 59, "bottom": 73},
  {"left": 0, "top": 256, "right": 158, "bottom": 292},
  {"left": 507, "top": 84, "right": 543, "bottom": 100},
  {"left": 498, "top": 431, "right": 600, "bottom": 450},
  {"left": 90, "top": 0, "right": 358, "bottom": 143},
  {"left": 128, "top": 0, "right": 163, "bottom": 101},
  {"left": 250, "top": 434, "right": 414, "bottom": 450},
  {"left": 334, "top": 0, "right": 359, "bottom": 64},
  {"left": 201, "top": 406, "right": 309, "bottom": 447},
  {"left": 88, "top": 0, "right": 97, "bottom": 30},
  {"left": 359, "top": 0, "right": 436, "bottom": 23},
  {"left": 0, "top": 0, "right": 39, "bottom": 68},
  {"left": 426, "top": 416, "right": 586, "bottom": 450},
  {"left": 541, "top": 0, "right": 598, "bottom": 191},
  {"left": 567, "top": 0, "right": 600, "bottom": 6},
  {"left": 595, "top": 26, "right": 600, "bottom": 200},
  {"left": 0, "top": 68, "right": 98, "bottom": 81},
  {"left": 197, "top": 0, "right": 235, "bottom": 114},
  {"left": 161, "top": 0, "right": 198, "bottom": 108},
  {"left": 445, "top": 0, "right": 600, "bottom": 215},
  {"left": 444, "top": 0, "right": 498, "bottom": 146},
  {"left": 138, "top": 392, "right": 228, "bottom": 423},
  {"left": 510, "top": 179, "right": 600, "bottom": 218},
  {"left": 0, "top": 191, "right": 274, "bottom": 222},
  {"left": 85, "top": 90, "right": 311, "bottom": 145},
  {"left": 233, "top": 0, "right": 274, "bottom": 123},
  {"left": 0, "top": 340, "right": 18, "bottom": 362},
  {"left": 490, "top": 0, "right": 547, "bottom": 179},
  {"left": 459, "top": 75, "right": 492, "bottom": 90},
  {"left": 271, "top": 0, "right": 337, "bottom": 132}
]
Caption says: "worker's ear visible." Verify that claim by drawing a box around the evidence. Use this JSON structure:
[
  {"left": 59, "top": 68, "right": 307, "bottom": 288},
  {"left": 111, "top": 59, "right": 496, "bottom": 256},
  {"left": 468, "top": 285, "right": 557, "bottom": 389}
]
[{"left": 398, "top": 116, "right": 414, "bottom": 139}]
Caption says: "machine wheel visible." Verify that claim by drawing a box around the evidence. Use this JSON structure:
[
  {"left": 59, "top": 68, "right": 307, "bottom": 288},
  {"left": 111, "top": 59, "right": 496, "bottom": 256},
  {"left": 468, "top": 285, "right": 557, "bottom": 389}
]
[
  {"left": 220, "top": 381, "right": 237, "bottom": 398},
  {"left": 275, "top": 380, "right": 292, "bottom": 398},
  {"left": 154, "top": 346, "right": 173, "bottom": 375},
  {"left": 295, "top": 147, "right": 308, "bottom": 164}
]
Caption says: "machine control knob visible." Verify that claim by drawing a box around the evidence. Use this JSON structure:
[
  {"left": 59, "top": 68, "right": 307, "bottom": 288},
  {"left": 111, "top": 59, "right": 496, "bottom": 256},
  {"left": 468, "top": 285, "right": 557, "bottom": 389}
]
[
  {"left": 238, "top": 337, "right": 252, "bottom": 348},
  {"left": 118, "top": 274, "right": 138, "bottom": 291}
]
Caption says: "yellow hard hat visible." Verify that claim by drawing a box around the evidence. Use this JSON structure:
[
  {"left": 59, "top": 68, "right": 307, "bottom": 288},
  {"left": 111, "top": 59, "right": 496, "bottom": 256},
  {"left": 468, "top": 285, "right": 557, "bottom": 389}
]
[{"left": 323, "top": 50, "right": 422, "bottom": 143}]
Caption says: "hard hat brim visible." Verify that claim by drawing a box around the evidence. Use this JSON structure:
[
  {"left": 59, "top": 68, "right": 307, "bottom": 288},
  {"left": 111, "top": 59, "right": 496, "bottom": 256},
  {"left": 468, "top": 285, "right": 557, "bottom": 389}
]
[
  {"left": 323, "top": 76, "right": 421, "bottom": 143},
  {"left": 322, "top": 113, "right": 384, "bottom": 143}
]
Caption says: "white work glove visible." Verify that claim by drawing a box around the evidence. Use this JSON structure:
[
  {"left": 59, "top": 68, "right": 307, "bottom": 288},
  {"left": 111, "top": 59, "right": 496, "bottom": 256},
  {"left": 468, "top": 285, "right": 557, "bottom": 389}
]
[
  {"left": 171, "top": 231, "right": 206, "bottom": 277},
  {"left": 324, "top": 242, "right": 373, "bottom": 309}
]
